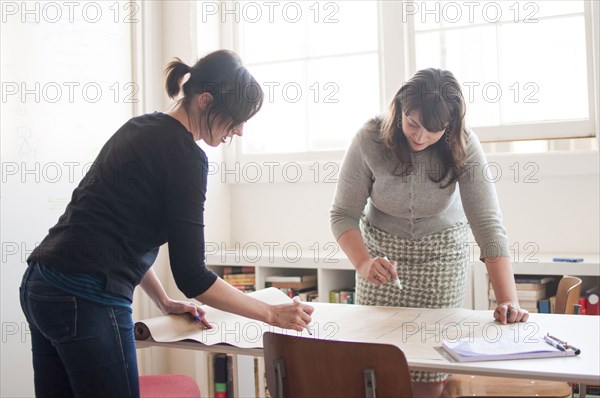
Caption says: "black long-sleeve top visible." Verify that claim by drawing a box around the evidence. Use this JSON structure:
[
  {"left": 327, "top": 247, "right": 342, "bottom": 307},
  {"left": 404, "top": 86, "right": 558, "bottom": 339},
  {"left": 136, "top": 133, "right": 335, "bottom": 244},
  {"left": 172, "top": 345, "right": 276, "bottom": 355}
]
[{"left": 28, "top": 112, "right": 218, "bottom": 300}]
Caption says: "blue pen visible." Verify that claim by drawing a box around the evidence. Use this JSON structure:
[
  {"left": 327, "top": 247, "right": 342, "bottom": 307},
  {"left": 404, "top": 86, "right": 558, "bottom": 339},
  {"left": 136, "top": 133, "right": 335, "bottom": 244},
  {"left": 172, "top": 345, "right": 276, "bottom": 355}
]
[
  {"left": 552, "top": 257, "right": 584, "bottom": 263},
  {"left": 194, "top": 313, "right": 202, "bottom": 323}
]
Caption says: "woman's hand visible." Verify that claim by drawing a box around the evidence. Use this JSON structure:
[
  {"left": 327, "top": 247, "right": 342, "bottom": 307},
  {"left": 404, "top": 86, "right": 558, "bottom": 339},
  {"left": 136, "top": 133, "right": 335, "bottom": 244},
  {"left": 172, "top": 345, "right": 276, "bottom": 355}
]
[
  {"left": 357, "top": 256, "right": 398, "bottom": 285},
  {"left": 268, "top": 301, "right": 314, "bottom": 332},
  {"left": 494, "top": 302, "right": 529, "bottom": 324},
  {"left": 161, "top": 299, "right": 212, "bottom": 329}
]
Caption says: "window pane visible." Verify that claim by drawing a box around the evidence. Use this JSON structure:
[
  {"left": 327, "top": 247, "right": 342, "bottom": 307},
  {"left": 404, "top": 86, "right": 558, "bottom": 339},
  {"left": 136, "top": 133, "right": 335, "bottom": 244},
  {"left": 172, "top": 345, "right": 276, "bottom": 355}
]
[
  {"left": 413, "top": 0, "right": 584, "bottom": 31},
  {"left": 414, "top": 32, "right": 441, "bottom": 69},
  {"left": 236, "top": 1, "right": 380, "bottom": 154},
  {"left": 242, "top": 62, "right": 308, "bottom": 153},
  {"left": 498, "top": 16, "right": 589, "bottom": 123},
  {"left": 307, "top": 54, "right": 380, "bottom": 151},
  {"left": 413, "top": 2, "right": 589, "bottom": 132},
  {"left": 417, "top": 26, "right": 500, "bottom": 128}
]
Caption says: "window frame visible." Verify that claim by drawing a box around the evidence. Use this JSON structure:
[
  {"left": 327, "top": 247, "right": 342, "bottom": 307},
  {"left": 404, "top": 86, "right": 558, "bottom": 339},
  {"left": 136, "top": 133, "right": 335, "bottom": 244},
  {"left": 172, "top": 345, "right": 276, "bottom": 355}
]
[{"left": 208, "top": 0, "right": 599, "bottom": 161}]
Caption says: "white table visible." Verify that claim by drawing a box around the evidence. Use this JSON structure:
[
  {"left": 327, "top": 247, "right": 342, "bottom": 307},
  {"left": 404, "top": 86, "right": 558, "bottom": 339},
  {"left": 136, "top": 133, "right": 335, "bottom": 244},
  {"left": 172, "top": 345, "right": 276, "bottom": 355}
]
[{"left": 136, "top": 301, "right": 600, "bottom": 395}]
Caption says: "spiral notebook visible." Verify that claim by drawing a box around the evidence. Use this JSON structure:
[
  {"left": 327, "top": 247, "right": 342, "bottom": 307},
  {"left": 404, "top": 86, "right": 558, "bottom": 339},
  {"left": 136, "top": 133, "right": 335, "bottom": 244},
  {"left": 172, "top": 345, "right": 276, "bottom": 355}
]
[{"left": 442, "top": 333, "right": 579, "bottom": 362}]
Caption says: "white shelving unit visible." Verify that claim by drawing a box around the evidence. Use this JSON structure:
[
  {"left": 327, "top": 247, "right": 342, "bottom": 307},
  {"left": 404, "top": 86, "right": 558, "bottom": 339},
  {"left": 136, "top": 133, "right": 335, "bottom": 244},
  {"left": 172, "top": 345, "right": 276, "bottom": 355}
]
[
  {"left": 206, "top": 250, "right": 356, "bottom": 304},
  {"left": 472, "top": 254, "right": 600, "bottom": 310}
]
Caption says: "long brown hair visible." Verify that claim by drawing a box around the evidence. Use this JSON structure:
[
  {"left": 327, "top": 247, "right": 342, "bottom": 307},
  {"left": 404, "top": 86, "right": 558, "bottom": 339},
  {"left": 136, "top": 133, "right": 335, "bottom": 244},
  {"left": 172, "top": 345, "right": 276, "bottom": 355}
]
[
  {"left": 164, "top": 50, "right": 264, "bottom": 141},
  {"left": 381, "top": 68, "right": 467, "bottom": 187}
]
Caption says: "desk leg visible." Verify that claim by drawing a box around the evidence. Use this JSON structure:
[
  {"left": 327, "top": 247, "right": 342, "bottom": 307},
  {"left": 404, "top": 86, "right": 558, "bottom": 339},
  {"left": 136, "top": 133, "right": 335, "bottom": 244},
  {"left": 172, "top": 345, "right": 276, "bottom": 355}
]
[{"left": 579, "top": 383, "right": 587, "bottom": 398}]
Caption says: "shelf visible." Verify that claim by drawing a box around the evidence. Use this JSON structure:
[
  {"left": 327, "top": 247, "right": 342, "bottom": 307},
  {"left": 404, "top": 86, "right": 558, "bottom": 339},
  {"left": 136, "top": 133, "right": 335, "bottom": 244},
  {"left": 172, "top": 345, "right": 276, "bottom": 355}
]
[
  {"left": 206, "top": 251, "right": 355, "bottom": 304},
  {"left": 472, "top": 253, "right": 600, "bottom": 310}
]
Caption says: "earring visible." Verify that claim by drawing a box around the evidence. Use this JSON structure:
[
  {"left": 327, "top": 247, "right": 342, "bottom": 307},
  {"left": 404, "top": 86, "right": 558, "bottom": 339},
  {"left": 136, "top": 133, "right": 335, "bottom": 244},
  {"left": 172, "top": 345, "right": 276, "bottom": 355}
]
[
  {"left": 396, "top": 115, "right": 402, "bottom": 128},
  {"left": 445, "top": 129, "right": 451, "bottom": 144}
]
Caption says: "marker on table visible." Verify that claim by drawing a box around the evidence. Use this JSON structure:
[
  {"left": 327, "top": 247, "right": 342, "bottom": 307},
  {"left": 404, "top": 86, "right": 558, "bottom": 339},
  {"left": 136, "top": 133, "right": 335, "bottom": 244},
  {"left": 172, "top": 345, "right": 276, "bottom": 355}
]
[
  {"left": 292, "top": 296, "right": 313, "bottom": 335},
  {"left": 384, "top": 256, "right": 404, "bottom": 292},
  {"left": 543, "top": 334, "right": 566, "bottom": 351},
  {"left": 547, "top": 333, "right": 581, "bottom": 355}
]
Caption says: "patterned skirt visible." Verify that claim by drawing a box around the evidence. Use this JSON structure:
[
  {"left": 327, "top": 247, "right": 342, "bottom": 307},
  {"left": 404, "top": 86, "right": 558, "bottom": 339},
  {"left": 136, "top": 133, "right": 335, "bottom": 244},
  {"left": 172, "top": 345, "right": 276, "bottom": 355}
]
[{"left": 357, "top": 217, "right": 469, "bottom": 383}]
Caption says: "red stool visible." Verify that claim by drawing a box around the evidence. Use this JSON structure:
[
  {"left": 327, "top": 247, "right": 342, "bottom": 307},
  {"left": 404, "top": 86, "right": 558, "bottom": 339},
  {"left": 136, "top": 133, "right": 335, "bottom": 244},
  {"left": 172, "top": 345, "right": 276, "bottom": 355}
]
[{"left": 139, "top": 374, "right": 201, "bottom": 398}]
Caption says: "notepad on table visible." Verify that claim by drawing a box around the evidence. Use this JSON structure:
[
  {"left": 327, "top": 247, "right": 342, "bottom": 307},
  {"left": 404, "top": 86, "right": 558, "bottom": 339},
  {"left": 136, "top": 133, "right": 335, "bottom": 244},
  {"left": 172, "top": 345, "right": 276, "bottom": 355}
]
[{"left": 442, "top": 333, "right": 578, "bottom": 362}]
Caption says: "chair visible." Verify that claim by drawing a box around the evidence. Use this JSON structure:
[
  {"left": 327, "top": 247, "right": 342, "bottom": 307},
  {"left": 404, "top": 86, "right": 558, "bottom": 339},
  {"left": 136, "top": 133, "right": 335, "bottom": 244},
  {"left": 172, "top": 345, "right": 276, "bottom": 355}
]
[
  {"left": 554, "top": 276, "right": 582, "bottom": 314},
  {"left": 139, "top": 374, "right": 201, "bottom": 398},
  {"left": 443, "top": 276, "right": 582, "bottom": 398},
  {"left": 263, "top": 331, "right": 413, "bottom": 398}
]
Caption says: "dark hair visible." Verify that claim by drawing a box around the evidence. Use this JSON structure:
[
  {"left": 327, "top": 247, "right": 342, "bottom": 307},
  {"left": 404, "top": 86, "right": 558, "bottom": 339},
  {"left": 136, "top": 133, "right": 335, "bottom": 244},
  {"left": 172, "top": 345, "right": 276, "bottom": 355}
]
[
  {"left": 164, "top": 50, "right": 264, "bottom": 140},
  {"left": 381, "top": 68, "right": 467, "bottom": 187}
]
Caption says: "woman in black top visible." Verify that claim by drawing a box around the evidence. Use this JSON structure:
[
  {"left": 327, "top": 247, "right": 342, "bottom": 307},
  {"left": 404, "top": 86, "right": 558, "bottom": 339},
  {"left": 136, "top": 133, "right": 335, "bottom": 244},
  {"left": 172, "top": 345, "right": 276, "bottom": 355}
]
[{"left": 21, "top": 50, "right": 313, "bottom": 398}]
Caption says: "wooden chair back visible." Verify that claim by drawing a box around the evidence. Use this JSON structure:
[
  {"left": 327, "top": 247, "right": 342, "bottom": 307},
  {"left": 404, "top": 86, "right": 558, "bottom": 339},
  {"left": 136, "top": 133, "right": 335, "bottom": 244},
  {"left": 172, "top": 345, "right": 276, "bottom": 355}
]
[
  {"left": 554, "top": 275, "right": 582, "bottom": 314},
  {"left": 263, "top": 332, "right": 413, "bottom": 398}
]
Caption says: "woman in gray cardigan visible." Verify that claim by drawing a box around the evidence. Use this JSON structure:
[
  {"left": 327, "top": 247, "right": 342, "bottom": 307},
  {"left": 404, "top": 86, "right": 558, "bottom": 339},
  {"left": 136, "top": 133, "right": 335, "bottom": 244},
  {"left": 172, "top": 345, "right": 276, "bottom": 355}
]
[{"left": 330, "top": 68, "right": 528, "bottom": 398}]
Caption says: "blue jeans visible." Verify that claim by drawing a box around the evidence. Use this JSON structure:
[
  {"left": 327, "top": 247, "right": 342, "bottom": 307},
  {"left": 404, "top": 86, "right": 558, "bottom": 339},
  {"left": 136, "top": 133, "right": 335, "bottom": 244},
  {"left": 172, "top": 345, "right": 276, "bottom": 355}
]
[{"left": 20, "top": 262, "right": 140, "bottom": 398}]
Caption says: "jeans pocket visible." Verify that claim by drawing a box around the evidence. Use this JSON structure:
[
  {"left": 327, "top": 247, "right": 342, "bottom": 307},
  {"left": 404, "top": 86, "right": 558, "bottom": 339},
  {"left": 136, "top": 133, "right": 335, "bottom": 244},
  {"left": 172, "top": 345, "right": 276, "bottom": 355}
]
[{"left": 28, "top": 292, "right": 77, "bottom": 343}]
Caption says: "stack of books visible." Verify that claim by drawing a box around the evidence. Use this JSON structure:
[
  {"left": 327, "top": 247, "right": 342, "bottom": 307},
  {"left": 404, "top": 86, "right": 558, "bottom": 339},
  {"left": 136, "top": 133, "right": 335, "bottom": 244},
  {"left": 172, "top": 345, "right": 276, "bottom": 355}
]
[
  {"left": 329, "top": 287, "right": 355, "bottom": 304},
  {"left": 488, "top": 275, "right": 559, "bottom": 313},
  {"left": 212, "top": 354, "right": 233, "bottom": 398},
  {"left": 222, "top": 266, "right": 256, "bottom": 292},
  {"left": 265, "top": 274, "right": 318, "bottom": 301}
]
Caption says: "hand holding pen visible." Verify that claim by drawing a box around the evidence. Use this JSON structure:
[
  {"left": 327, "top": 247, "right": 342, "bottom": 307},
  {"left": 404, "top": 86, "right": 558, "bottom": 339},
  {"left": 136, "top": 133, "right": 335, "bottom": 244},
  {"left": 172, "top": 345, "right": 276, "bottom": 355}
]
[
  {"left": 366, "top": 256, "right": 403, "bottom": 292},
  {"left": 293, "top": 296, "right": 313, "bottom": 335}
]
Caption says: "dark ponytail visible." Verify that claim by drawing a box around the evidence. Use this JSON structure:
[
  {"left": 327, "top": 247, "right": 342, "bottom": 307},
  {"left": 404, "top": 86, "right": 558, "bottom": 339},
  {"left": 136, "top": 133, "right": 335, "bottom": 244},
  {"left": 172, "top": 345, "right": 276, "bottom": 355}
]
[
  {"left": 164, "top": 58, "right": 192, "bottom": 99},
  {"left": 164, "top": 50, "right": 264, "bottom": 140}
]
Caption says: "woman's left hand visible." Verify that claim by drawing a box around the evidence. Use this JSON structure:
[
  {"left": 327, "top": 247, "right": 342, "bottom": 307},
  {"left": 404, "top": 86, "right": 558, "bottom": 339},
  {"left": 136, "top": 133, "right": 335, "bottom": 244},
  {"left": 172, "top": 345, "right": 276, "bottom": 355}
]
[
  {"left": 494, "top": 302, "right": 529, "bottom": 324},
  {"left": 161, "top": 299, "right": 212, "bottom": 329}
]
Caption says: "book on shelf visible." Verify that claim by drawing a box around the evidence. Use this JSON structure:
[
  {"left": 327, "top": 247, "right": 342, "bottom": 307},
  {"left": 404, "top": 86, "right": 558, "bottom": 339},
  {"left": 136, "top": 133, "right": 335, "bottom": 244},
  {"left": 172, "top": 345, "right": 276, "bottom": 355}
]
[
  {"left": 213, "top": 354, "right": 228, "bottom": 398},
  {"left": 223, "top": 271, "right": 256, "bottom": 292},
  {"left": 329, "top": 287, "right": 355, "bottom": 304},
  {"left": 265, "top": 274, "right": 317, "bottom": 283},
  {"left": 223, "top": 273, "right": 255, "bottom": 284},
  {"left": 270, "top": 286, "right": 318, "bottom": 300},
  {"left": 265, "top": 280, "right": 317, "bottom": 290},
  {"left": 514, "top": 275, "right": 558, "bottom": 285},
  {"left": 223, "top": 266, "right": 255, "bottom": 275},
  {"left": 538, "top": 298, "right": 551, "bottom": 313},
  {"left": 489, "top": 288, "right": 547, "bottom": 301}
]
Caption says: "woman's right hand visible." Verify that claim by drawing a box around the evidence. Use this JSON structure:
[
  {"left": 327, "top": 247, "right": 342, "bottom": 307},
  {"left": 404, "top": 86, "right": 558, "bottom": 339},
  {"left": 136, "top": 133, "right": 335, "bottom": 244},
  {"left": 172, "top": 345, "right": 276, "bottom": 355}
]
[
  {"left": 268, "top": 301, "right": 314, "bottom": 332},
  {"left": 357, "top": 256, "right": 398, "bottom": 285}
]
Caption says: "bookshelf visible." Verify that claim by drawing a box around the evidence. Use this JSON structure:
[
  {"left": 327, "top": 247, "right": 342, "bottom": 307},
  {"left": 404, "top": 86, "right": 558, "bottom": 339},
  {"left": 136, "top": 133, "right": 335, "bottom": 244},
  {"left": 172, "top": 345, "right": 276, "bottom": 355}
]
[
  {"left": 472, "top": 254, "right": 600, "bottom": 310},
  {"left": 206, "top": 250, "right": 356, "bottom": 304}
]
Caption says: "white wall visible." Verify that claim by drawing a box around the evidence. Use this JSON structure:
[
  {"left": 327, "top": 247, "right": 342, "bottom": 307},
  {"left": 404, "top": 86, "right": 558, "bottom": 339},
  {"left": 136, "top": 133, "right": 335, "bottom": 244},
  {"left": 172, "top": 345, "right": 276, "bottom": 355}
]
[
  {"left": 227, "top": 151, "right": 600, "bottom": 262},
  {"left": 1, "top": 5, "right": 134, "bottom": 396}
]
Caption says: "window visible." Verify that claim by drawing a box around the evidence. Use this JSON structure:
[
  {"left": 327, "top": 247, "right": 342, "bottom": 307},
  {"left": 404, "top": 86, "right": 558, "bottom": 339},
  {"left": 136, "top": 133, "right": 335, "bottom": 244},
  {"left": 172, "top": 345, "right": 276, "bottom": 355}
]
[
  {"left": 406, "top": 0, "right": 596, "bottom": 143},
  {"left": 199, "top": 1, "right": 380, "bottom": 155},
  {"left": 199, "top": 0, "right": 598, "bottom": 156}
]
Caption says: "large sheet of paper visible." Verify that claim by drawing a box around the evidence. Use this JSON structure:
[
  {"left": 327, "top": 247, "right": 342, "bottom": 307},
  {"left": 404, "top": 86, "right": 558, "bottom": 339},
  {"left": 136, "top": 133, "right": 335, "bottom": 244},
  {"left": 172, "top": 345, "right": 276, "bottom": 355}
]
[{"left": 135, "top": 287, "right": 550, "bottom": 362}]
